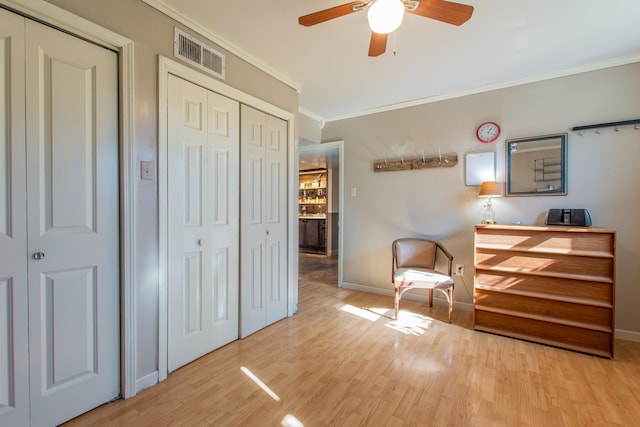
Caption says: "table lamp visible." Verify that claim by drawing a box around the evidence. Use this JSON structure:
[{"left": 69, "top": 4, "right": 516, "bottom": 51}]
[{"left": 479, "top": 181, "right": 501, "bottom": 224}]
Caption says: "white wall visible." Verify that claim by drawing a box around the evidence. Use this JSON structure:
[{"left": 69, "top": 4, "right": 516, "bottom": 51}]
[{"left": 322, "top": 62, "right": 640, "bottom": 337}]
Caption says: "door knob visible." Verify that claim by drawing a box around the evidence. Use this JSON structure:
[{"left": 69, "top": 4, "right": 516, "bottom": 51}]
[
  {"left": 198, "top": 239, "right": 206, "bottom": 246},
  {"left": 32, "top": 252, "right": 46, "bottom": 260}
]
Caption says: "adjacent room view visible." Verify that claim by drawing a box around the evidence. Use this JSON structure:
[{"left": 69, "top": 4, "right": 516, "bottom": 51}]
[
  {"left": 2, "top": 0, "right": 640, "bottom": 426},
  {"left": 298, "top": 143, "right": 341, "bottom": 289}
]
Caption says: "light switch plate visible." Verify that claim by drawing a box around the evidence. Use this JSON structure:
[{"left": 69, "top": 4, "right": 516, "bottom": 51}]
[{"left": 141, "top": 161, "right": 154, "bottom": 180}]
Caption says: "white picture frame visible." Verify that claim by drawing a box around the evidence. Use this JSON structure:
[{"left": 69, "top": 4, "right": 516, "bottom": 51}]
[{"left": 465, "top": 151, "right": 495, "bottom": 186}]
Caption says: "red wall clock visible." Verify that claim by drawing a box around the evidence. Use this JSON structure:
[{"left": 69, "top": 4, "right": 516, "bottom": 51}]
[{"left": 476, "top": 121, "right": 501, "bottom": 143}]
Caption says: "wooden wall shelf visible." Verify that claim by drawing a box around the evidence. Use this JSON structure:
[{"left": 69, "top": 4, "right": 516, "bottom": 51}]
[{"left": 474, "top": 224, "right": 616, "bottom": 358}]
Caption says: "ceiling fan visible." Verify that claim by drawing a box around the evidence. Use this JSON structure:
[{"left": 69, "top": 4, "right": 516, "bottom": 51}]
[{"left": 298, "top": 0, "right": 473, "bottom": 57}]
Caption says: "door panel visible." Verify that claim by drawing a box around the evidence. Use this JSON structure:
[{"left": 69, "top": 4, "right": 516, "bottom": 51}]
[
  {"left": 184, "top": 143, "right": 203, "bottom": 227},
  {"left": 240, "top": 106, "right": 266, "bottom": 337},
  {"left": 0, "top": 9, "right": 29, "bottom": 427},
  {"left": 268, "top": 242, "right": 283, "bottom": 302},
  {"left": 47, "top": 58, "right": 96, "bottom": 231},
  {"left": 168, "top": 75, "right": 239, "bottom": 372},
  {"left": 25, "top": 19, "right": 119, "bottom": 427},
  {"left": 44, "top": 267, "right": 97, "bottom": 386},
  {"left": 207, "top": 90, "right": 238, "bottom": 335},
  {"left": 212, "top": 248, "right": 229, "bottom": 321},
  {"left": 168, "top": 77, "right": 208, "bottom": 371},
  {"left": 183, "top": 252, "right": 203, "bottom": 335},
  {"left": 250, "top": 159, "right": 263, "bottom": 224},
  {"left": 240, "top": 105, "right": 287, "bottom": 337},
  {"left": 264, "top": 115, "right": 288, "bottom": 325}
]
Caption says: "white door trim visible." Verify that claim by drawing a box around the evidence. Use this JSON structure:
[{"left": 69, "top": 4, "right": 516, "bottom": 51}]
[
  {"left": 0, "top": 0, "right": 137, "bottom": 398},
  {"left": 158, "top": 56, "right": 297, "bottom": 382}
]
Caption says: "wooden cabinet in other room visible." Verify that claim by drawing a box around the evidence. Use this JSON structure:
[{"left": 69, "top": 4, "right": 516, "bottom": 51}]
[{"left": 299, "top": 218, "right": 326, "bottom": 251}]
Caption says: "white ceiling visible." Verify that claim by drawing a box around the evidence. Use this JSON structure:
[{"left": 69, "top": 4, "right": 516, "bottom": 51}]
[{"left": 154, "top": 0, "right": 640, "bottom": 122}]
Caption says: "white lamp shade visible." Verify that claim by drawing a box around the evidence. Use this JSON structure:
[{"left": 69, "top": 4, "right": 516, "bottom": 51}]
[{"left": 368, "top": 0, "right": 405, "bottom": 34}]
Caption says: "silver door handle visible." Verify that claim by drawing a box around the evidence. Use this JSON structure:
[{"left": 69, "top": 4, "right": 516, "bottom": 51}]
[{"left": 32, "top": 252, "right": 46, "bottom": 260}]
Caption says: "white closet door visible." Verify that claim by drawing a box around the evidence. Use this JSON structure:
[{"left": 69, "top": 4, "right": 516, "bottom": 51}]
[
  {"left": 264, "top": 114, "right": 288, "bottom": 325},
  {"left": 0, "top": 9, "right": 29, "bottom": 427},
  {"left": 240, "top": 105, "right": 288, "bottom": 338},
  {"left": 167, "top": 75, "right": 240, "bottom": 372},
  {"left": 25, "top": 19, "right": 119, "bottom": 427}
]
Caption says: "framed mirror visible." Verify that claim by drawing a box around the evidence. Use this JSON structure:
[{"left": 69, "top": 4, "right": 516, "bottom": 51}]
[{"left": 506, "top": 133, "right": 567, "bottom": 196}]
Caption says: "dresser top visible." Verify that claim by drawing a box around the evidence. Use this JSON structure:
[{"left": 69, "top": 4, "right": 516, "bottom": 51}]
[{"left": 475, "top": 224, "right": 616, "bottom": 234}]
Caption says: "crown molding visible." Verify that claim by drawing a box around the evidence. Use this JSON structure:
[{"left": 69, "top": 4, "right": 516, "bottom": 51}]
[
  {"left": 325, "top": 53, "right": 640, "bottom": 123},
  {"left": 299, "top": 107, "right": 325, "bottom": 129}
]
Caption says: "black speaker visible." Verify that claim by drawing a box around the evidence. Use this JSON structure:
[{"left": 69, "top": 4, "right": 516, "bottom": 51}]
[{"left": 545, "top": 209, "right": 592, "bottom": 226}]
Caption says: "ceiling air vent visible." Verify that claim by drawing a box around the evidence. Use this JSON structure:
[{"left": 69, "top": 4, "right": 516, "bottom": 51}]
[{"left": 174, "top": 28, "right": 225, "bottom": 80}]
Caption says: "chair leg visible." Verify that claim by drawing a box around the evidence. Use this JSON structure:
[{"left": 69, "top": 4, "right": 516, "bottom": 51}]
[
  {"left": 394, "top": 287, "right": 400, "bottom": 320},
  {"left": 428, "top": 289, "right": 433, "bottom": 307},
  {"left": 448, "top": 286, "right": 453, "bottom": 323}
]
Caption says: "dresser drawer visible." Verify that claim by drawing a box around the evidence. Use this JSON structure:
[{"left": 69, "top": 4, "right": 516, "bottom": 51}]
[
  {"left": 474, "top": 310, "right": 613, "bottom": 357},
  {"left": 475, "top": 288, "right": 613, "bottom": 330},
  {"left": 475, "top": 249, "right": 614, "bottom": 282},
  {"left": 475, "top": 270, "right": 613, "bottom": 305},
  {"left": 475, "top": 227, "right": 615, "bottom": 256}
]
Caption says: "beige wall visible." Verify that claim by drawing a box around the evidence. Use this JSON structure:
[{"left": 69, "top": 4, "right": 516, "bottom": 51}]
[
  {"left": 45, "top": 0, "right": 299, "bottom": 383},
  {"left": 299, "top": 111, "right": 323, "bottom": 144},
  {"left": 322, "top": 62, "right": 640, "bottom": 337}
]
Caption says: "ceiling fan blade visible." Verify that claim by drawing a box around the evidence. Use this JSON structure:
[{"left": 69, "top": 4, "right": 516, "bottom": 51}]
[
  {"left": 368, "top": 32, "right": 387, "bottom": 57},
  {"left": 408, "top": 0, "right": 473, "bottom": 26},
  {"left": 298, "top": 2, "right": 366, "bottom": 27}
]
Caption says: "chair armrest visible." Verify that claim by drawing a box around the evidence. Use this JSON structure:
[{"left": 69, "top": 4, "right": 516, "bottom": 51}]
[
  {"left": 391, "top": 252, "right": 398, "bottom": 283},
  {"left": 436, "top": 243, "right": 454, "bottom": 276}
]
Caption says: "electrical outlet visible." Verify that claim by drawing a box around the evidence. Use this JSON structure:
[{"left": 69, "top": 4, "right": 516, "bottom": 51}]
[
  {"left": 455, "top": 264, "right": 464, "bottom": 276},
  {"left": 140, "top": 161, "right": 154, "bottom": 180}
]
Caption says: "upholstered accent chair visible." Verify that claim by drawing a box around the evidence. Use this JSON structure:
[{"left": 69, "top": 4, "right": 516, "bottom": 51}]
[{"left": 392, "top": 238, "right": 454, "bottom": 322}]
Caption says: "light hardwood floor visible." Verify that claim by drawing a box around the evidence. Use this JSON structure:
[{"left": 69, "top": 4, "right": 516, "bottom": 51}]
[{"left": 64, "top": 255, "right": 640, "bottom": 426}]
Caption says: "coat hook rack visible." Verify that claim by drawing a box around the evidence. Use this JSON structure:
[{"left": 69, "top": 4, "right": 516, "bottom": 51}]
[
  {"left": 570, "top": 118, "right": 640, "bottom": 134},
  {"left": 373, "top": 152, "right": 458, "bottom": 172}
]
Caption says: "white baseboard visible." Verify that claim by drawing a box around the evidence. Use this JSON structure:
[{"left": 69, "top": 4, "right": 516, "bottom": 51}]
[
  {"left": 615, "top": 329, "right": 640, "bottom": 342},
  {"left": 135, "top": 370, "right": 159, "bottom": 394},
  {"left": 340, "top": 281, "right": 474, "bottom": 312}
]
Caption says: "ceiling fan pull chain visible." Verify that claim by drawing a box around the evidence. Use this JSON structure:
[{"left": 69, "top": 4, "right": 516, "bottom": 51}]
[{"left": 393, "top": 31, "right": 397, "bottom": 56}]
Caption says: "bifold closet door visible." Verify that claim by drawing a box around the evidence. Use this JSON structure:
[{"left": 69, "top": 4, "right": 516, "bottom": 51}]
[
  {"left": 25, "top": 18, "right": 120, "bottom": 427},
  {"left": 0, "top": 9, "right": 120, "bottom": 427},
  {"left": 240, "top": 104, "right": 288, "bottom": 338},
  {"left": 0, "top": 9, "right": 29, "bottom": 427},
  {"left": 167, "top": 75, "right": 240, "bottom": 372}
]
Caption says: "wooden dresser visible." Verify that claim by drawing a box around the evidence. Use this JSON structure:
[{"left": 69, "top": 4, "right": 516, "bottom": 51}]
[{"left": 474, "top": 225, "right": 616, "bottom": 358}]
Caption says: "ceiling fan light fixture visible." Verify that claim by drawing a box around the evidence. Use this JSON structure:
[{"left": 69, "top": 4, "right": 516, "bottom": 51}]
[{"left": 368, "top": 0, "right": 405, "bottom": 34}]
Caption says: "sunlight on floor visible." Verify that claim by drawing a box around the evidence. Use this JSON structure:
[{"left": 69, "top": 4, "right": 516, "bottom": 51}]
[
  {"left": 240, "top": 366, "right": 280, "bottom": 401},
  {"left": 281, "top": 414, "right": 305, "bottom": 427},
  {"left": 340, "top": 304, "right": 381, "bottom": 321},
  {"left": 385, "top": 311, "right": 434, "bottom": 335},
  {"left": 339, "top": 304, "right": 436, "bottom": 336}
]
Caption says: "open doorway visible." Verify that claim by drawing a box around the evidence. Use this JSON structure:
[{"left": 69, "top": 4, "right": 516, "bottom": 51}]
[{"left": 298, "top": 141, "right": 343, "bottom": 287}]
